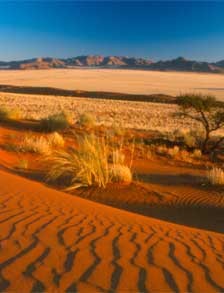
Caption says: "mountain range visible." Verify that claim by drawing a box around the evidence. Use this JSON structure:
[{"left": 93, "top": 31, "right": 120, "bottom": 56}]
[{"left": 1, "top": 55, "right": 224, "bottom": 73}]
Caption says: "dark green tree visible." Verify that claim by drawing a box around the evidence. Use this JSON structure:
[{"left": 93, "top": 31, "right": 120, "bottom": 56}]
[{"left": 177, "top": 93, "right": 224, "bottom": 153}]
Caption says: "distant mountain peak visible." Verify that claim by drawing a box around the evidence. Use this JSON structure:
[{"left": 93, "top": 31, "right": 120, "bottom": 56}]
[{"left": 0, "top": 55, "right": 224, "bottom": 73}]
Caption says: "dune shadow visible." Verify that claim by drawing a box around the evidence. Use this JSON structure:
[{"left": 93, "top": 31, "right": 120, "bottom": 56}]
[
  {"left": 0, "top": 120, "right": 39, "bottom": 132},
  {"left": 138, "top": 172, "right": 205, "bottom": 187}
]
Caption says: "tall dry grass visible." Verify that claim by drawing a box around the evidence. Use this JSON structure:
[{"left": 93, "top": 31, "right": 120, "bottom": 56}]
[
  {"left": 46, "top": 133, "right": 133, "bottom": 189},
  {"left": 207, "top": 167, "right": 224, "bottom": 185}
]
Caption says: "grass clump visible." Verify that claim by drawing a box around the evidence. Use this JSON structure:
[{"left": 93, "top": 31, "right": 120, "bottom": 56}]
[
  {"left": 207, "top": 167, "right": 224, "bottom": 185},
  {"left": 192, "top": 149, "right": 202, "bottom": 159},
  {"left": 109, "top": 164, "right": 132, "bottom": 184},
  {"left": 78, "top": 112, "right": 96, "bottom": 128},
  {"left": 40, "top": 112, "right": 72, "bottom": 132},
  {"left": 167, "top": 145, "right": 179, "bottom": 158},
  {"left": 48, "top": 132, "right": 65, "bottom": 148},
  {"left": 20, "top": 135, "right": 51, "bottom": 155},
  {"left": 46, "top": 133, "right": 132, "bottom": 189},
  {"left": 0, "top": 106, "right": 22, "bottom": 121}
]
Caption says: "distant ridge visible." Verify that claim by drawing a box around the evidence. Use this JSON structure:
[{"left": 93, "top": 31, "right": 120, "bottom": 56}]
[{"left": 1, "top": 55, "right": 224, "bottom": 73}]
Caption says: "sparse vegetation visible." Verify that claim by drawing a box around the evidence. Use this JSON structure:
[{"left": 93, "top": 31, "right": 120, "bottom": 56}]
[
  {"left": 46, "top": 133, "right": 132, "bottom": 189},
  {"left": 3, "top": 132, "right": 65, "bottom": 155}
]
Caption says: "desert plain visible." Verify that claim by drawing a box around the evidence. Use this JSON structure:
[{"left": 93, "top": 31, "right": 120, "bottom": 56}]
[
  {"left": 0, "top": 68, "right": 224, "bottom": 99},
  {"left": 0, "top": 69, "right": 224, "bottom": 292}
]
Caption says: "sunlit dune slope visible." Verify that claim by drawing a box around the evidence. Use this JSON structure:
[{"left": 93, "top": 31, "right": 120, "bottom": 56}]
[{"left": 0, "top": 170, "right": 224, "bottom": 292}]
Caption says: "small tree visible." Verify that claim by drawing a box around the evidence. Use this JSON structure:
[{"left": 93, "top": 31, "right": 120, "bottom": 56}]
[{"left": 177, "top": 93, "right": 224, "bottom": 154}]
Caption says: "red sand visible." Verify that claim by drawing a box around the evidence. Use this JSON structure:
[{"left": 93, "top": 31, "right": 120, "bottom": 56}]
[{"left": 0, "top": 169, "right": 224, "bottom": 292}]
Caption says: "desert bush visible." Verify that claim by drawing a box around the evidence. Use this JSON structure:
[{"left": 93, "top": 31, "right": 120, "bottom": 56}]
[
  {"left": 78, "top": 112, "right": 96, "bottom": 128},
  {"left": 40, "top": 112, "right": 71, "bottom": 132},
  {"left": 48, "top": 132, "right": 65, "bottom": 148},
  {"left": 177, "top": 93, "right": 224, "bottom": 153},
  {"left": 46, "top": 133, "right": 132, "bottom": 189},
  {"left": 156, "top": 145, "right": 168, "bottom": 156},
  {"left": 192, "top": 149, "right": 202, "bottom": 159},
  {"left": 167, "top": 146, "right": 179, "bottom": 158},
  {"left": 207, "top": 167, "right": 224, "bottom": 185},
  {"left": 0, "top": 106, "right": 22, "bottom": 121},
  {"left": 179, "top": 150, "right": 192, "bottom": 162},
  {"left": 20, "top": 135, "right": 51, "bottom": 154},
  {"left": 183, "top": 132, "right": 197, "bottom": 148}
]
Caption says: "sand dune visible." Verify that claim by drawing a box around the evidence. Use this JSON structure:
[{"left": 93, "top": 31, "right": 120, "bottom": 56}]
[
  {"left": 1, "top": 69, "right": 224, "bottom": 100},
  {"left": 0, "top": 169, "right": 224, "bottom": 292}
]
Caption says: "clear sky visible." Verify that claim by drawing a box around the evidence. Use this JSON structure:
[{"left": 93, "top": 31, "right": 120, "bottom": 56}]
[{"left": 0, "top": 1, "right": 224, "bottom": 62}]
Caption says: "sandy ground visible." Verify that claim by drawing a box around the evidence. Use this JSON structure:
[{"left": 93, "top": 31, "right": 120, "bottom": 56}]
[
  {"left": 0, "top": 69, "right": 224, "bottom": 100},
  {"left": 0, "top": 169, "right": 224, "bottom": 292}
]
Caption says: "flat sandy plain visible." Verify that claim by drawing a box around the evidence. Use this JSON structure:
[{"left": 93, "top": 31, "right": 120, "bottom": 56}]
[{"left": 0, "top": 69, "right": 224, "bottom": 99}]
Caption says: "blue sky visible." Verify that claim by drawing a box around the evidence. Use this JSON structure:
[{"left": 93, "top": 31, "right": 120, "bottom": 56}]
[{"left": 0, "top": 1, "right": 224, "bottom": 61}]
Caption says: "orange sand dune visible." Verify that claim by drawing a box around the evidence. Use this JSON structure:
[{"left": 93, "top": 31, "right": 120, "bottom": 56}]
[{"left": 0, "top": 169, "right": 224, "bottom": 292}]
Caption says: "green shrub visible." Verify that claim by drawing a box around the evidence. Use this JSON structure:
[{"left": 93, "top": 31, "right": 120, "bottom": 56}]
[
  {"left": 0, "top": 107, "right": 22, "bottom": 121},
  {"left": 40, "top": 112, "right": 71, "bottom": 132}
]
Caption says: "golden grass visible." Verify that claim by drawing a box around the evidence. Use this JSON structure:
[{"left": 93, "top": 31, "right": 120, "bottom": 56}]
[
  {"left": 5, "top": 132, "right": 65, "bottom": 155},
  {"left": 47, "top": 132, "right": 65, "bottom": 148},
  {"left": 20, "top": 135, "right": 51, "bottom": 155},
  {"left": 207, "top": 167, "right": 224, "bottom": 185},
  {"left": 46, "top": 133, "right": 132, "bottom": 189},
  {"left": 78, "top": 112, "right": 96, "bottom": 128}
]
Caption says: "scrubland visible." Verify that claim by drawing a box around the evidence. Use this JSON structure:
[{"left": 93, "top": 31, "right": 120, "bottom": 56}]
[
  {"left": 0, "top": 92, "right": 199, "bottom": 132},
  {"left": 0, "top": 75, "right": 224, "bottom": 292}
]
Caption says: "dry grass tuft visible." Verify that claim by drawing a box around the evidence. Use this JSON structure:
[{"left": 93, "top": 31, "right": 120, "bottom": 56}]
[
  {"left": 109, "top": 164, "right": 132, "bottom": 184},
  {"left": 78, "top": 112, "right": 96, "bottom": 128},
  {"left": 207, "top": 167, "right": 224, "bottom": 185},
  {"left": 20, "top": 135, "right": 51, "bottom": 155},
  {"left": 48, "top": 132, "right": 65, "bottom": 148},
  {"left": 16, "top": 159, "right": 29, "bottom": 170},
  {"left": 46, "top": 133, "right": 132, "bottom": 189}
]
